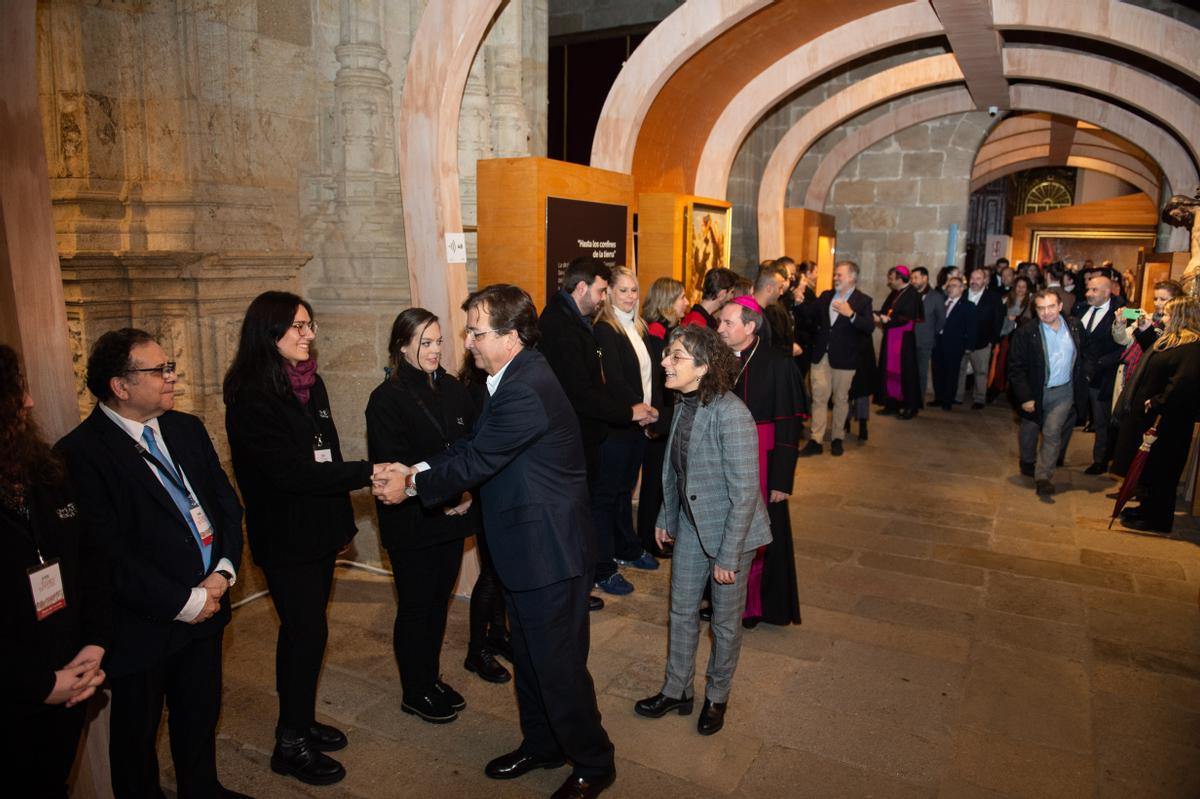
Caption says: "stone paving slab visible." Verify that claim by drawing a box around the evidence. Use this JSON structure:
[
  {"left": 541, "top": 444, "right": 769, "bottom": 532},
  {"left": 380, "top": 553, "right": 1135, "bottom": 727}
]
[{"left": 168, "top": 404, "right": 1200, "bottom": 798}]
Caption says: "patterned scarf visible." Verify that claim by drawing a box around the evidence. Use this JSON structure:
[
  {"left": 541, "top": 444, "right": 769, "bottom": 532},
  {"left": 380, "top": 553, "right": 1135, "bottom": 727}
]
[{"left": 287, "top": 356, "right": 318, "bottom": 405}]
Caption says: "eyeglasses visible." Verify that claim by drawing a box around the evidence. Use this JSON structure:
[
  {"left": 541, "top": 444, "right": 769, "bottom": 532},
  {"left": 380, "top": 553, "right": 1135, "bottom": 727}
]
[
  {"left": 126, "top": 362, "right": 177, "bottom": 378},
  {"left": 664, "top": 351, "right": 695, "bottom": 365},
  {"left": 465, "top": 328, "right": 500, "bottom": 340},
  {"left": 290, "top": 321, "right": 318, "bottom": 334}
]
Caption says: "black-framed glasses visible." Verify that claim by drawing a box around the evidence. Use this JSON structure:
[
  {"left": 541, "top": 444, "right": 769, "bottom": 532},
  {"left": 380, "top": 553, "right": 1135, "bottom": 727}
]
[
  {"left": 126, "top": 362, "right": 177, "bottom": 378},
  {"left": 290, "top": 321, "right": 318, "bottom": 334}
]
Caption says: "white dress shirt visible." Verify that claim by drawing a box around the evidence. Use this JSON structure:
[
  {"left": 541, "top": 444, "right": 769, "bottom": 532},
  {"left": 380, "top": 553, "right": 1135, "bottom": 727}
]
[{"left": 1082, "top": 299, "right": 1110, "bottom": 333}]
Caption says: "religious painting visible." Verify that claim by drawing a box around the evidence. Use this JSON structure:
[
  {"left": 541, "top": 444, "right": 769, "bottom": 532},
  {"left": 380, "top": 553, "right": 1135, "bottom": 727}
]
[
  {"left": 545, "top": 196, "right": 629, "bottom": 292},
  {"left": 685, "top": 203, "right": 731, "bottom": 301},
  {"left": 1031, "top": 228, "right": 1157, "bottom": 275}
]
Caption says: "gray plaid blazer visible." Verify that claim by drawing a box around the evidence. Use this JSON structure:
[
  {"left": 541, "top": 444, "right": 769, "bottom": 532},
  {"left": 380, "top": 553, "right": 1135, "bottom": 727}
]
[{"left": 656, "top": 391, "right": 772, "bottom": 571}]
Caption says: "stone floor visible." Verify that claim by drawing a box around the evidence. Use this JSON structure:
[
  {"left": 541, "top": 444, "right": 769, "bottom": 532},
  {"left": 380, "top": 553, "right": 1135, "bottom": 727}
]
[{"left": 181, "top": 404, "right": 1200, "bottom": 798}]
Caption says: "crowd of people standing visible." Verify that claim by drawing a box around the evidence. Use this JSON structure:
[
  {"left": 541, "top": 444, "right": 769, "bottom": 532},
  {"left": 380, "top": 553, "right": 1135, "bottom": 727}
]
[{"left": 6, "top": 250, "right": 1198, "bottom": 799}]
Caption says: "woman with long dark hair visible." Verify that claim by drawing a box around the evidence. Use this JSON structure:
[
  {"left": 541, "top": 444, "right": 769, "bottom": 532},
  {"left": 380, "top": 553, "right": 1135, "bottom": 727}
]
[
  {"left": 366, "top": 308, "right": 481, "bottom": 722},
  {"left": 224, "top": 291, "right": 386, "bottom": 786},
  {"left": 989, "top": 275, "right": 1034, "bottom": 395},
  {"left": 1, "top": 345, "right": 110, "bottom": 798}
]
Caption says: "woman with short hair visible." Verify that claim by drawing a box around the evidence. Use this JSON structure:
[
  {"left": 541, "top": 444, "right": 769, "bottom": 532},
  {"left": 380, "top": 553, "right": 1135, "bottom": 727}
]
[{"left": 634, "top": 325, "right": 771, "bottom": 736}]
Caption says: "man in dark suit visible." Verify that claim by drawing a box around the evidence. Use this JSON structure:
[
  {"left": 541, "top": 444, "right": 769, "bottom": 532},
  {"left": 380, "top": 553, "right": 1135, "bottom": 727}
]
[
  {"left": 932, "top": 275, "right": 978, "bottom": 411},
  {"left": 800, "top": 260, "right": 874, "bottom": 456},
  {"left": 956, "top": 266, "right": 1005, "bottom": 408},
  {"left": 538, "top": 257, "right": 656, "bottom": 597},
  {"left": 379, "top": 285, "right": 616, "bottom": 799},
  {"left": 1008, "top": 291, "right": 1089, "bottom": 496},
  {"left": 1072, "top": 272, "right": 1126, "bottom": 473},
  {"left": 56, "top": 328, "right": 248, "bottom": 799}
]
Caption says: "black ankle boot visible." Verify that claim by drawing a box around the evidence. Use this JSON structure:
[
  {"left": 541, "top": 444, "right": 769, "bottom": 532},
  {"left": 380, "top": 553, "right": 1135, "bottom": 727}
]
[
  {"left": 465, "top": 647, "right": 511, "bottom": 683},
  {"left": 271, "top": 727, "right": 346, "bottom": 785}
]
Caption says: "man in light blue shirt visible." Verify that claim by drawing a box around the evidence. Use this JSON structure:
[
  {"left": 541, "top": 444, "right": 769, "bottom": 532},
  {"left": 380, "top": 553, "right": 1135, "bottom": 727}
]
[{"left": 1007, "top": 290, "right": 1085, "bottom": 496}]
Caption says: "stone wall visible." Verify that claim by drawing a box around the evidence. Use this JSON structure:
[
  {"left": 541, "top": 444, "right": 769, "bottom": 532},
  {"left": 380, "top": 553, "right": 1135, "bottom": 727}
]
[
  {"left": 549, "top": 0, "right": 676, "bottom": 37},
  {"left": 37, "top": 0, "right": 548, "bottom": 581}
]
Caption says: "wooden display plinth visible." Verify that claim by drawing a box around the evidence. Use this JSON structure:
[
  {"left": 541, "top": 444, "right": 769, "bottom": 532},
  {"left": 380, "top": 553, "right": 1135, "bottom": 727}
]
[
  {"left": 783, "top": 208, "right": 837, "bottom": 293},
  {"left": 477, "top": 157, "right": 634, "bottom": 310}
]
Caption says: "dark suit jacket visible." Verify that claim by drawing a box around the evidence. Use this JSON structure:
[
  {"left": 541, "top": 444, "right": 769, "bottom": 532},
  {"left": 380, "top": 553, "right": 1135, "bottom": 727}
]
[
  {"left": 538, "top": 291, "right": 633, "bottom": 450},
  {"left": 805, "top": 288, "right": 875, "bottom": 369},
  {"left": 966, "top": 287, "right": 1005, "bottom": 349},
  {"left": 1072, "top": 299, "right": 1126, "bottom": 397},
  {"left": 935, "top": 296, "right": 978, "bottom": 360},
  {"left": 2, "top": 477, "right": 112, "bottom": 715},
  {"left": 56, "top": 407, "right": 242, "bottom": 678},
  {"left": 413, "top": 348, "right": 593, "bottom": 592},
  {"left": 225, "top": 377, "right": 371, "bottom": 568},
  {"left": 1006, "top": 316, "right": 1089, "bottom": 425}
]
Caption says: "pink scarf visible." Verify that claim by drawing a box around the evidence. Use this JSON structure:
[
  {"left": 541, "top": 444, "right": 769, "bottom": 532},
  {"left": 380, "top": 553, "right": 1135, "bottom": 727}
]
[{"left": 287, "top": 356, "right": 318, "bottom": 405}]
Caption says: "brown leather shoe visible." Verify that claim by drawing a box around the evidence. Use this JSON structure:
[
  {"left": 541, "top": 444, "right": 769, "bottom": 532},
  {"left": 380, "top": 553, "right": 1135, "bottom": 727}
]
[{"left": 550, "top": 770, "right": 616, "bottom": 799}]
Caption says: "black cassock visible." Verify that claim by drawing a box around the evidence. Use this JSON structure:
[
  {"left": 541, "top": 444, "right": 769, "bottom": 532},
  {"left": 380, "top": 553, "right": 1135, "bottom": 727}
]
[
  {"left": 733, "top": 339, "right": 803, "bottom": 626},
  {"left": 874, "top": 285, "right": 924, "bottom": 412}
]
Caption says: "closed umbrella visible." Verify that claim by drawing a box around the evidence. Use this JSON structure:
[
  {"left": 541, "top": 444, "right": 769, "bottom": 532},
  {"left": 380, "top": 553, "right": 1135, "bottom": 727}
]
[{"left": 1109, "top": 416, "right": 1160, "bottom": 529}]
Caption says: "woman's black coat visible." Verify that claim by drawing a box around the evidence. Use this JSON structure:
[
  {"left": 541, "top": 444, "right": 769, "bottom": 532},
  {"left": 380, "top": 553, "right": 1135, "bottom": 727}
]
[
  {"left": 594, "top": 319, "right": 646, "bottom": 418},
  {"left": 365, "top": 362, "right": 479, "bottom": 551},
  {"left": 1111, "top": 340, "right": 1200, "bottom": 477},
  {"left": 225, "top": 375, "right": 371, "bottom": 568},
  {"left": 1, "top": 477, "right": 111, "bottom": 716}
]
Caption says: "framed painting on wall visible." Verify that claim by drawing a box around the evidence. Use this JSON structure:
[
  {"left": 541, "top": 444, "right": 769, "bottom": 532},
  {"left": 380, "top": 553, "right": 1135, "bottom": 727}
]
[{"left": 685, "top": 203, "right": 732, "bottom": 301}]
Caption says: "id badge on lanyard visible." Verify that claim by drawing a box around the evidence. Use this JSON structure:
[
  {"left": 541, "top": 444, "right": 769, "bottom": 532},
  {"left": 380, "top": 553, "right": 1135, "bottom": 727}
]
[
  {"left": 313, "top": 432, "right": 333, "bottom": 463},
  {"left": 28, "top": 558, "right": 66, "bottom": 621}
]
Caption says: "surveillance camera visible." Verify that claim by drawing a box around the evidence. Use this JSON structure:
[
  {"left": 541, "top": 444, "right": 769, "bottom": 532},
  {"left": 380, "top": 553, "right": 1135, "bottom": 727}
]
[{"left": 988, "top": 106, "right": 999, "bottom": 118}]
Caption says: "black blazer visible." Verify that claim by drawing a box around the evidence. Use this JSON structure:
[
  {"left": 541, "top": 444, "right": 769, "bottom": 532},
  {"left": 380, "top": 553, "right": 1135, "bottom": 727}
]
[
  {"left": 805, "top": 288, "right": 875, "bottom": 369},
  {"left": 2, "top": 477, "right": 112, "bottom": 716},
  {"left": 935, "top": 296, "right": 978, "bottom": 359},
  {"left": 966, "top": 288, "right": 1005, "bottom": 349},
  {"left": 538, "top": 291, "right": 633, "bottom": 449},
  {"left": 56, "top": 408, "right": 242, "bottom": 678},
  {"left": 413, "top": 348, "right": 593, "bottom": 592},
  {"left": 1072, "top": 300, "right": 1126, "bottom": 396},
  {"left": 225, "top": 376, "right": 371, "bottom": 568},
  {"left": 594, "top": 319, "right": 647, "bottom": 420},
  {"left": 366, "top": 363, "right": 479, "bottom": 551},
  {"left": 1006, "top": 317, "right": 1089, "bottom": 425}
]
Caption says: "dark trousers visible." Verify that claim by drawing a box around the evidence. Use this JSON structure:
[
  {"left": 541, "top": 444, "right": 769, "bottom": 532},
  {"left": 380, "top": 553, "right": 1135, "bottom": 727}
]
[
  {"left": 1088, "top": 385, "right": 1114, "bottom": 466},
  {"left": 108, "top": 633, "right": 223, "bottom": 799},
  {"left": 469, "top": 532, "right": 508, "bottom": 650},
  {"left": 17, "top": 704, "right": 85, "bottom": 799},
  {"left": 388, "top": 538, "right": 463, "bottom": 698},
  {"left": 637, "top": 436, "right": 667, "bottom": 555},
  {"left": 592, "top": 428, "right": 646, "bottom": 566},
  {"left": 263, "top": 551, "right": 337, "bottom": 732},
  {"left": 505, "top": 574, "right": 614, "bottom": 779},
  {"left": 931, "top": 345, "right": 964, "bottom": 408}
]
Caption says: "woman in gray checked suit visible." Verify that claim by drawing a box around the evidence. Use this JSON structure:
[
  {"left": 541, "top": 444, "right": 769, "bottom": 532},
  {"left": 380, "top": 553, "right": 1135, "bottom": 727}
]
[{"left": 634, "top": 325, "right": 771, "bottom": 735}]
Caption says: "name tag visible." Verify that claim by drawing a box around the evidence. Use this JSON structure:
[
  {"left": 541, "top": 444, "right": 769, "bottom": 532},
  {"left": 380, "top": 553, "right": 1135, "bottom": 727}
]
[
  {"left": 28, "top": 559, "right": 66, "bottom": 621},
  {"left": 189, "top": 504, "right": 214, "bottom": 546},
  {"left": 314, "top": 448, "right": 333, "bottom": 463}
]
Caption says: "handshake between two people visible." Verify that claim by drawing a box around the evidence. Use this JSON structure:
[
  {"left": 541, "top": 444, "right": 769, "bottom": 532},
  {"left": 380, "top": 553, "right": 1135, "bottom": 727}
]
[
  {"left": 370, "top": 463, "right": 472, "bottom": 515},
  {"left": 632, "top": 403, "right": 659, "bottom": 426}
]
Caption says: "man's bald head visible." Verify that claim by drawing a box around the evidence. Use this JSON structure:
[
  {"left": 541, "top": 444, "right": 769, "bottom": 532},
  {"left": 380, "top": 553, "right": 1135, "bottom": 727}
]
[{"left": 1086, "top": 274, "right": 1112, "bottom": 308}]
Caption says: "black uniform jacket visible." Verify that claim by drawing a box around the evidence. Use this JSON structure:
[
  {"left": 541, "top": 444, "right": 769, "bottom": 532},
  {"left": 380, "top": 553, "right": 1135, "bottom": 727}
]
[
  {"left": 366, "top": 361, "right": 480, "bottom": 551},
  {"left": 225, "top": 376, "right": 370, "bottom": 568},
  {"left": 57, "top": 407, "right": 241, "bottom": 678},
  {"left": 2, "top": 476, "right": 112, "bottom": 716}
]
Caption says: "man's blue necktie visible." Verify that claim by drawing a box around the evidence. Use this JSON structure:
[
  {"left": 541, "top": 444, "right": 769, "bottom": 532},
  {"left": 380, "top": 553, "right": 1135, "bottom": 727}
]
[{"left": 141, "top": 427, "right": 212, "bottom": 570}]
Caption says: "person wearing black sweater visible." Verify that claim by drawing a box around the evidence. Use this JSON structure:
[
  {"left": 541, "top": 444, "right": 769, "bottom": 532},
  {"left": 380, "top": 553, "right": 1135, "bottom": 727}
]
[
  {"left": 224, "top": 291, "right": 392, "bottom": 786},
  {"left": 366, "top": 308, "right": 483, "bottom": 722},
  {"left": 2, "top": 346, "right": 111, "bottom": 799}
]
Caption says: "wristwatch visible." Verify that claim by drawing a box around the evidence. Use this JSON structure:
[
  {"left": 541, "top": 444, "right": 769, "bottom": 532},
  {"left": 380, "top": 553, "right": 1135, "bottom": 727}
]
[
  {"left": 404, "top": 472, "right": 418, "bottom": 498},
  {"left": 215, "top": 568, "right": 234, "bottom": 585}
]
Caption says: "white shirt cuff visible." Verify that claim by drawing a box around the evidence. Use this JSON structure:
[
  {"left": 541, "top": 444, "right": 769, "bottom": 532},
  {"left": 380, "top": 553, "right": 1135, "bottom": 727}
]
[
  {"left": 415, "top": 462, "right": 430, "bottom": 472},
  {"left": 175, "top": 587, "right": 209, "bottom": 623},
  {"left": 214, "top": 558, "right": 236, "bottom": 586}
]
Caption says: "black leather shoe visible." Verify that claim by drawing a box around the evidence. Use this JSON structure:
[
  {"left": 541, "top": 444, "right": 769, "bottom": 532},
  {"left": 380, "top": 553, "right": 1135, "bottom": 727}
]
[
  {"left": 830, "top": 439, "right": 844, "bottom": 457},
  {"left": 1019, "top": 461, "right": 1035, "bottom": 477},
  {"left": 402, "top": 690, "right": 458, "bottom": 723},
  {"left": 698, "top": 604, "right": 713, "bottom": 621},
  {"left": 271, "top": 731, "right": 346, "bottom": 785},
  {"left": 1084, "top": 462, "right": 1107, "bottom": 475},
  {"left": 465, "top": 648, "right": 511, "bottom": 683},
  {"left": 435, "top": 679, "right": 466, "bottom": 711},
  {"left": 697, "top": 699, "right": 726, "bottom": 736},
  {"left": 551, "top": 770, "right": 616, "bottom": 799},
  {"left": 1120, "top": 505, "right": 1144, "bottom": 521},
  {"left": 484, "top": 749, "right": 566, "bottom": 780},
  {"left": 742, "top": 617, "right": 760, "bottom": 630},
  {"left": 1035, "top": 479, "right": 1055, "bottom": 496},
  {"left": 1122, "top": 517, "right": 1172, "bottom": 535},
  {"left": 307, "top": 722, "right": 347, "bottom": 752},
  {"left": 483, "top": 634, "right": 513, "bottom": 662},
  {"left": 799, "top": 440, "right": 822, "bottom": 457},
  {"left": 589, "top": 595, "right": 605, "bottom": 611},
  {"left": 634, "top": 692, "right": 694, "bottom": 718}
]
